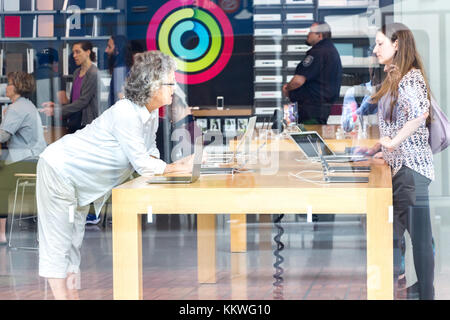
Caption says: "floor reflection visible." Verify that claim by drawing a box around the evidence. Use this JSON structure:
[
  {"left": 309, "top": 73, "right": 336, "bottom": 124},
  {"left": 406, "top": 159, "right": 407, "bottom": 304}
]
[
  {"left": 272, "top": 214, "right": 285, "bottom": 300},
  {"left": 7, "top": 213, "right": 449, "bottom": 300}
]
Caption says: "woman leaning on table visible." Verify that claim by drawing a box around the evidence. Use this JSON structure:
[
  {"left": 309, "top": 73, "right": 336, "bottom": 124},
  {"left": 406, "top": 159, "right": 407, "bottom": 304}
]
[
  {"left": 0, "top": 72, "right": 47, "bottom": 245},
  {"left": 363, "top": 23, "right": 435, "bottom": 300},
  {"left": 36, "top": 50, "right": 193, "bottom": 300}
]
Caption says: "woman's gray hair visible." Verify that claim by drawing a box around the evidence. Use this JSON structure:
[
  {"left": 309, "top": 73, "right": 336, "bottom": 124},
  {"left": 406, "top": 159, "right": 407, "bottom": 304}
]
[{"left": 124, "top": 50, "right": 177, "bottom": 107}]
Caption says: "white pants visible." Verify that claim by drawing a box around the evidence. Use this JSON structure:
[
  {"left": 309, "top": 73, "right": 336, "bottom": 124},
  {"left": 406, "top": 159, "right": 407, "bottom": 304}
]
[{"left": 36, "top": 158, "right": 89, "bottom": 279}]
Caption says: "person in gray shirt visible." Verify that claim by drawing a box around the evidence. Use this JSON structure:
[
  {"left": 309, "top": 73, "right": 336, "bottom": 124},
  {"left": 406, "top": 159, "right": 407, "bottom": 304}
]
[{"left": 0, "top": 71, "right": 47, "bottom": 244}]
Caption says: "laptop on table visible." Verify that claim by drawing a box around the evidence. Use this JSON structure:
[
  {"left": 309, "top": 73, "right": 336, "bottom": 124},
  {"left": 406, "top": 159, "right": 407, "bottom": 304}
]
[
  {"left": 288, "top": 132, "right": 370, "bottom": 183},
  {"left": 318, "top": 154, "right": 369, "bottom": 183},
  {"left": 146, "top": 136, "right": 203, "bottom": 184},
  {"left": 312, "top": 138, "right": 369, "bottom": 183},
  {"left": 288, "top": 131, "right": 368, "bottom": 164},
  {"left": 202, "top": 116, "right": 257, "bottom": 174}
]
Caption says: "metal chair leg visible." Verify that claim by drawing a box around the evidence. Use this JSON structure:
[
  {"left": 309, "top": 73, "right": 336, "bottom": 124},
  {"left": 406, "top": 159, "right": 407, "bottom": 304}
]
[
  {"left": 8, "top": 177, "right": 38, "bottom": 250},
  {"left": 18, "top": 179, "right": 27, "bottom": 227},
  {"left": 8, "top": 178, "right": 22, "bottom": 249}
]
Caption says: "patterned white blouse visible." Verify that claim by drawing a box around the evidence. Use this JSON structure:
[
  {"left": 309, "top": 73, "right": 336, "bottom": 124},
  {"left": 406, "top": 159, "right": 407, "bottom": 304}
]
[{"left": 378, "top": 68, "right": 434, "bottom": 181}]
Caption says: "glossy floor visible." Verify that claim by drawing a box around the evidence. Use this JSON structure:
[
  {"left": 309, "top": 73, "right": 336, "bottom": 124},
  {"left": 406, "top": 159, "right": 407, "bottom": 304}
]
[{"left": 1, "top": 214, "right": 449, "bottom": 300}]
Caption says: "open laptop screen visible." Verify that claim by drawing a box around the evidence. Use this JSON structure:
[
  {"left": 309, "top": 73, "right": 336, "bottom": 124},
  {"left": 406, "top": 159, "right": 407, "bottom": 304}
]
[{"left": 289, "top": 132, "right": 334, "bottom": 158}]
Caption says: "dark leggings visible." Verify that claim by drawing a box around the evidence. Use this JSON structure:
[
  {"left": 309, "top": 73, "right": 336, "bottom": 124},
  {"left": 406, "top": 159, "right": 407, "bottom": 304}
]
[
  {"left": 392, "top": 166, "right": 434, "bottom": 300},
  {"left": 0, "top": 160, "right": 37, "bottom": 219}
]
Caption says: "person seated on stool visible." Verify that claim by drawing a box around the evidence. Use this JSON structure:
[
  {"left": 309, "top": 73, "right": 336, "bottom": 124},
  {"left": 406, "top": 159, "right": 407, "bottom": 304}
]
[
  {"left": 0, "top": 72, "right": 47, "bottom": 245},
  {"left": 36, "top": 51, "right": 193, "bottom": 299}
]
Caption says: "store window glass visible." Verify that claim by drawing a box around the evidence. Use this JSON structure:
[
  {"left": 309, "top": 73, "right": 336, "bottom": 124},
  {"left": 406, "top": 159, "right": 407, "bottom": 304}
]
[{"left": 0, "top": 0, "right": 449, "bottom": 302}]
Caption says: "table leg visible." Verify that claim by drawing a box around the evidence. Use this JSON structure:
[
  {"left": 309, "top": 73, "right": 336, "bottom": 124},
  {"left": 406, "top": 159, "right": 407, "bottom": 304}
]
[
  {"left": 259, "top": 214, "right": 272, "bottom": 251},
  {"left": 258, "top": 215, "right": 273, "bottom": 277},
  {"left": 231, "top": 253, "right": 248, "bottom": 299},
  {"left": 366, "top": 189, "right": 393, "bottom": 300},
  {"left": 112, "top": 202, "right": 142, "bottom": 300},
  {"left": 230, "top": 214, "right": 246, "bottom": 252},
  {"left": 197, "top": 214, "right": 216, "bottom": 283}
]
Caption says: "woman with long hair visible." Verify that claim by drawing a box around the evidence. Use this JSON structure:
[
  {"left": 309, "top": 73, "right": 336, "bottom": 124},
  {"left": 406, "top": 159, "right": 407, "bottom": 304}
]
[{"left": 369, "top": 23, "right": 435, "bottom": 300}]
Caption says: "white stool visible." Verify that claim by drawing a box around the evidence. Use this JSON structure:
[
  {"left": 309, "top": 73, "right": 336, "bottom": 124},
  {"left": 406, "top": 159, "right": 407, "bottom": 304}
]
[{"left": 8, "top": 173, "right": 38, "bottom": 250}]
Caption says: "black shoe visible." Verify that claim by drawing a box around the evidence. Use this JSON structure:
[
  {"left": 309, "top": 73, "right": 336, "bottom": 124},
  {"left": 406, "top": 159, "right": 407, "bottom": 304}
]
[{"left": 406, "top": 282, "right": 420, "bottom": 300}]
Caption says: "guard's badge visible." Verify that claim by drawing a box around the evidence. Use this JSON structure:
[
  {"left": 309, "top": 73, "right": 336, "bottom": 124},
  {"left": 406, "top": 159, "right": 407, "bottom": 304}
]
[{"left": 302, "top": 55, "right": 314, "bottom": 67}]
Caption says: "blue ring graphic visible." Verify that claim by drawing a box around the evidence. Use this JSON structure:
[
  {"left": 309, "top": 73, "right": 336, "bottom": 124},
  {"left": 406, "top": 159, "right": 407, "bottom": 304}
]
[{"left": 170, "top": 20, "right": 210, "bottom": 60}]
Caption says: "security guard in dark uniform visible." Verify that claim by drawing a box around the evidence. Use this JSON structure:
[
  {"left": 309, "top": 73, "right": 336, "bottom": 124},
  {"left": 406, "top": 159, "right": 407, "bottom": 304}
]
[
  {"left": 283, "top": 22, "right": 341, "bottom": 231},
  {"left": 283, "top": 22, "right": 342, "bottom": 124}
]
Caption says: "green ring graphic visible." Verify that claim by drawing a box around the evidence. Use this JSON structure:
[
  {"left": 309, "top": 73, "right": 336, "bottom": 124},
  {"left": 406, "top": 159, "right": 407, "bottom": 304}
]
[{"left": 158, "top": 8, "right": 222, "bottom": 73}]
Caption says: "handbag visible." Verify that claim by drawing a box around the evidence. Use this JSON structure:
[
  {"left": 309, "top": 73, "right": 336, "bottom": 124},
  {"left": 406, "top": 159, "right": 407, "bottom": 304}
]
[{"left": 428, "top": 96, "right": 450, "bottom": 154}]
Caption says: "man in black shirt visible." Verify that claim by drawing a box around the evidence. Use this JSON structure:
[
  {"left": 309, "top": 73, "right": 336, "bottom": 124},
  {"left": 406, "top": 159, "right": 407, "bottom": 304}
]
[
  {"left": 283, "top": 22, "right": 342, "bottom": 231},
  {"left": 283, "top": 22, "right": 342, "bottom": 124}
]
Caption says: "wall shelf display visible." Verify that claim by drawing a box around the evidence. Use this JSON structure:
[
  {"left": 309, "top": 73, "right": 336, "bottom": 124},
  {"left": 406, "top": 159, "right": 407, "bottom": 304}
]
[
  {"left": 224, "top": 118, "right": 236, "bottom": 134},
  {"left": 192, "top": 108, "right": 252, "bottom": 142},
  {"left": 0, "top": 37, "right": 57, "bottom": 41},
  {"left": 209, "top": 118, "right": 221, "bottom": 131},
  {"left": 252, "top": 0, "right": 388, "bottom": 118},
  {"left": 196, "top": 119, "right": 208, "bottom": 134},
  {"left": 37, "top": 15, "right": 54, "bottom": 37},
  {"left": 0, "top": 11, "right": 58, "bottom": 14},
  {"left": 237, "top": 118, "right": 249, "bottom": 130},
  {"left": 255, "top": 75, "right": 283, "bottom": 83},
  {"left": 253, "top": 14, "right": 282, "bottom": 21},
  {"left": 254, "top": 44, "right": 283, "bottom": 52},
  {"left": 60, "top": 9, "right": 121, "bottom": 14},
  {"left": 318, "top": 0, "right": 379, "bottom": 8},
  {"left": 255, "top": 59, "right": 283, "bottom": 68},
  {"left": 36, "top": 0, "right": 53, "bottom": 10},
  {"left": 253, "top": 0, "right": 316, "bottom": 117},
  {"left": 254, "top": 0, "right": 282, "bottom": 5},
  {"left": 61, "top": 36, "right": 110, "bottom": 40},
  {"left": 3, "top": 15, "right": 21, "bottom": 37},
  {"left": 0, "top": 0, "right": 125, "bottom": 114},
  {"left": 3, "top": 0, "right": 20, "bottom": 11},
  {"left": 254, "top": 28, "right": 283, "bottom": 36}
]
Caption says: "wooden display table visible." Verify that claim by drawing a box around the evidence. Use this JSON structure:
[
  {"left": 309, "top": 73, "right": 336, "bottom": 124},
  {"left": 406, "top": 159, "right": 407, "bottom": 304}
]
[{"left": 112, "top": 125, "right": 393, "bottom": 300}]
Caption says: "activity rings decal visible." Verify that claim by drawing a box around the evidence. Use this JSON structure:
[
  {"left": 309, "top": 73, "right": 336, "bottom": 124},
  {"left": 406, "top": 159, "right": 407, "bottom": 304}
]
[{"left": 147, "top": 0, "right": 234, "bottom": 84}]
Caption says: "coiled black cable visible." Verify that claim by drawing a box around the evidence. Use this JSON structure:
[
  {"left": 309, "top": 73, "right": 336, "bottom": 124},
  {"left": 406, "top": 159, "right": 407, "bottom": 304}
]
[{"left": 273, "top": 214, "right": 285, "bottom": 300}]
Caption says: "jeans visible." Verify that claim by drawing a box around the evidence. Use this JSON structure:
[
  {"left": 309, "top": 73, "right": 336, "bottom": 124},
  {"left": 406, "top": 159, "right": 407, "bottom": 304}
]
[{"left": 392, "top": 166, "right": 434, "bottom": 299}]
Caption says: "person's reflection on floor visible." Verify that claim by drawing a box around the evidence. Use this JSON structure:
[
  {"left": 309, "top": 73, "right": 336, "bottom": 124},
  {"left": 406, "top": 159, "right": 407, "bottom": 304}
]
[{"left": 312, "top": 214, "right": 334, "bottom": 249}]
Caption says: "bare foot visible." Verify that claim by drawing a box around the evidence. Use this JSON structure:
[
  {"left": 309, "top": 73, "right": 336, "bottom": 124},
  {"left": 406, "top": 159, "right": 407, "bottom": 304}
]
[
  {"left": 66, "top": 272, "right": 80, "bottom": 289},
  {"left": 67, "top": 289, "right": 80, "bottom": 300},
  {"left": 66, "top": 273, "right": 80, "bottom": 300}
]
